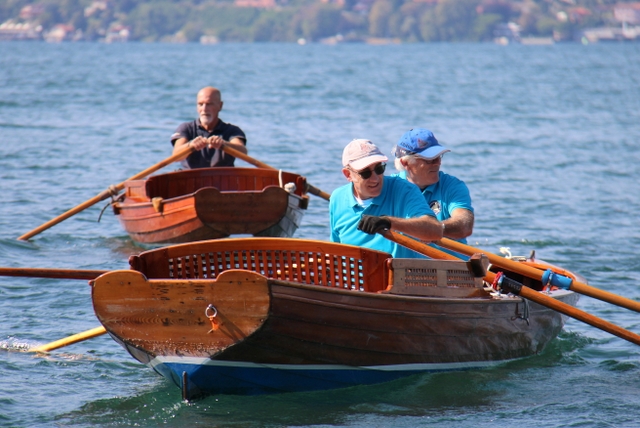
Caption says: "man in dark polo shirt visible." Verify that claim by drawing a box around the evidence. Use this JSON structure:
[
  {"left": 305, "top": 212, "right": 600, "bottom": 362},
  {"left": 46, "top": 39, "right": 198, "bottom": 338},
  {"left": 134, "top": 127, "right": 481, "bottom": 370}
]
[{"left": 171, "top": 86, "right": 247, "bottom": 169}]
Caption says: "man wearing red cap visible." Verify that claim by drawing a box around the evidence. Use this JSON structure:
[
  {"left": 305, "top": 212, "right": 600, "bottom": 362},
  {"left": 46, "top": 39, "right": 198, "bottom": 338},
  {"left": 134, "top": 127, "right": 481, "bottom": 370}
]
[
  {"left": 392, "top": 128, "right": 474, "bottom": 243},
  {"left": 329, "top": 139, "right": 444, "bottom": 258}
]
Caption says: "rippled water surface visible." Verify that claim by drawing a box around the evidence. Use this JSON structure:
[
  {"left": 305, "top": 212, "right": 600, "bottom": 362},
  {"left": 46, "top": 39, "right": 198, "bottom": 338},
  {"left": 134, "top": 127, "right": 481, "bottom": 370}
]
[{"left": 1, "top": 41, "right": 639, "bottom": 427}]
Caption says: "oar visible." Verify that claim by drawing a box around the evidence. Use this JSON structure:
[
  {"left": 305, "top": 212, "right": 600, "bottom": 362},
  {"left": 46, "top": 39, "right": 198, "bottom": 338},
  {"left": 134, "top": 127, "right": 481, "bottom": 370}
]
[
  {"left": 435, "top": 237, "right": 640, "bottom": 314},
  {"left": 221, "top": 143, "right": 331, "bottom": 201},
  {"left": 30, "top": 326, "right": 107, "bottom": 353},
  {"left": 17, "top": 144, "right": 195, "bottom": 241},
  {"left": 380, "top": 230, "right": 640, "bottom": 347},
  {"left": 0, "top": 267, "right": 107, "bottom": 280},
  {"left": 0, "top": 268, "right": 111, "bottom": 352}
]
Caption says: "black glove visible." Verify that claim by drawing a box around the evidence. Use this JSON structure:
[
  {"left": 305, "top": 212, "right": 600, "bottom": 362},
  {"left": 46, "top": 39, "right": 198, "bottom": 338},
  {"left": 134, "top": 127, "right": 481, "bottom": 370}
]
[{"left": 357, "top": 215, "right": 391, "bottom": 235}]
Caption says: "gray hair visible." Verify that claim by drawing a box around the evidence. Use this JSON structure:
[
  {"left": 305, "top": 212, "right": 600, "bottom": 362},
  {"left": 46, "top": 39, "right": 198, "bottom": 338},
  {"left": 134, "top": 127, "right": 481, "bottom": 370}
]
[{"left": 394, "top": 155, "right": 413, "bottom": 172}]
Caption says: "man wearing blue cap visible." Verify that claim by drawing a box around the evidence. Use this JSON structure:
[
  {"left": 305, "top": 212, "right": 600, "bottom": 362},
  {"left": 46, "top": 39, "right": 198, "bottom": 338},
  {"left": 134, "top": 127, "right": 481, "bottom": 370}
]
[
  {"left": 329, "top": 138, "right": 444, "bottom": 258},
  {"left": 392, "top": 128, "right": 474, "bottom": 243}
]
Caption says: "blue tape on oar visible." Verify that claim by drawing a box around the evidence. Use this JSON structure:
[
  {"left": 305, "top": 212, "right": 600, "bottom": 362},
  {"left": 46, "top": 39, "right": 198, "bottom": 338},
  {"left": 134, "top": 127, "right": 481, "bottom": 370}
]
[{"left": 541, "top": 269, "right": 573, "bottom": 290}]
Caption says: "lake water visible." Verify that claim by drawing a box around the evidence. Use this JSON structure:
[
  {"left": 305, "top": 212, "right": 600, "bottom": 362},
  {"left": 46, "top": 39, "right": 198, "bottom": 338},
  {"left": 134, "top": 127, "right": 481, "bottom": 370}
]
[{"left": 1, "top": 41, "right": 639, "bottom": 427}]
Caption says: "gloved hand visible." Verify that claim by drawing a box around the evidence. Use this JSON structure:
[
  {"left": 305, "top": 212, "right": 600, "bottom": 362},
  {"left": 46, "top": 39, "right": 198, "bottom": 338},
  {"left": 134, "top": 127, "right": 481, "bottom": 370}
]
[{"left": 357, "top": 215, "right": 391, "bottom": 235}]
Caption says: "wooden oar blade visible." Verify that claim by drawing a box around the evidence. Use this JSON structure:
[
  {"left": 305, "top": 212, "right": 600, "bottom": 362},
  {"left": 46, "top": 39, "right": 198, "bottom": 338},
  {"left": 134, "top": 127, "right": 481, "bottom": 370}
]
[
  {"left": 30, "top": 326, "right": 107, "bottom": 353},
  {"left": 17, "top": 145, "right": 194, "bottom": 241}
]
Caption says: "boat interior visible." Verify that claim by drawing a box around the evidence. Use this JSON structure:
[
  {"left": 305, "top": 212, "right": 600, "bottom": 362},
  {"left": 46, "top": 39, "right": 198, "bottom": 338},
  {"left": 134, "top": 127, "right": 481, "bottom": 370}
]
[{"left": 123, "top": 167, "right": 308, "bottom": 202}]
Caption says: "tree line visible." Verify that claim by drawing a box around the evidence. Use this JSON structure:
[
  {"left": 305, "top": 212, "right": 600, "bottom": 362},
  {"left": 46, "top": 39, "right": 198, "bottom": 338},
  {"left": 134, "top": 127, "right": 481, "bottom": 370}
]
[{"left": 0, "top": 0, "right": 627, "bottom": 42}]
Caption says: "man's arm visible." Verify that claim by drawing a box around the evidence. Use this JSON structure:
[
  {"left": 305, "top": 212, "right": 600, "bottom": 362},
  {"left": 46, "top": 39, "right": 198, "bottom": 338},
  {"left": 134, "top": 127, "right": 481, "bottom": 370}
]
[
  {"left": 387, "top": 215, "right": 443, "bottom": 241},
  {"left": 226, "top": 136, "right": 248, "bottom": 155},
  {"left": 172, "top": 137, "right": 193, "bottom": 156},
  {"left": 358, "top": 215, "right": 443, "bottom": 242},
  {"left": 442, "top": 208, "right": 474, "bottom": 240},
  {"left": 172, "top": 135, "right": 248, "bottom": 156}
]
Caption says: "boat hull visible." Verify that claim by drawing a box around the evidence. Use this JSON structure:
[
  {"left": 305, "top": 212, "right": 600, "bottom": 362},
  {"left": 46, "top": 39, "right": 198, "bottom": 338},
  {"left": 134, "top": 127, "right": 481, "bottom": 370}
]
[
  {"left": 113, "top": 167, "right": 308, "bottom": 245},
  {"left": 133, "top": 287, "right": 576, "bottom": 396},
  {"left": 92, "top": 238, "right": 580, "bottom": 397}
]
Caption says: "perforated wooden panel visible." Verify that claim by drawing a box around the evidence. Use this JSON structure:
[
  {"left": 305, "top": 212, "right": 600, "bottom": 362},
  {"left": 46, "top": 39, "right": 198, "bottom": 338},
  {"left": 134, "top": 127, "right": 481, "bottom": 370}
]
[{"left": 388, "top": 259, "right": 483, "bottom": 297}]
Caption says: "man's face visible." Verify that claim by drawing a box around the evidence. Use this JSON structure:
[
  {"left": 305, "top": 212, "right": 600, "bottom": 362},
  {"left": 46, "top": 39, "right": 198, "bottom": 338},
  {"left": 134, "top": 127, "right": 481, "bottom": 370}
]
[
  {"left": 406, "top": 156, "right": 441, "bottom": 188},
  {"left": 344, "top": 162, "right": 386, "bottom": 200},
  {"left": 197, "top": 90, "right": 222, "bottom": 129}
]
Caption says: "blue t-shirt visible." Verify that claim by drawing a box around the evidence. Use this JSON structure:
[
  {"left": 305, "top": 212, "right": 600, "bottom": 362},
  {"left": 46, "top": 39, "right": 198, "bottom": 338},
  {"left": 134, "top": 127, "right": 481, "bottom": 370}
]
[
  {"left": 329, "top": 175, "right": 435, "bottom": 258},
  {"left": 393, "top": 170, "right": 473, "bottom": 244}
]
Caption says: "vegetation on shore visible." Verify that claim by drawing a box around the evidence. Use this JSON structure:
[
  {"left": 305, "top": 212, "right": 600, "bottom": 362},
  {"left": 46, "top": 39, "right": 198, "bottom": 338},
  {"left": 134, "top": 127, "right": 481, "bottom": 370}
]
[{"left": 0, "top": 0, "right": 634, "bottom": 43}]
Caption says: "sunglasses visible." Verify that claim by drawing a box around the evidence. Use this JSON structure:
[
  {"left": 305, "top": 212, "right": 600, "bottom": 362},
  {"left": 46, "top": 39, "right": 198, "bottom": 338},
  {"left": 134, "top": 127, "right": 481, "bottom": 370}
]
[{"left": 351, "top": 163, "right": 386, "bottom": 180}]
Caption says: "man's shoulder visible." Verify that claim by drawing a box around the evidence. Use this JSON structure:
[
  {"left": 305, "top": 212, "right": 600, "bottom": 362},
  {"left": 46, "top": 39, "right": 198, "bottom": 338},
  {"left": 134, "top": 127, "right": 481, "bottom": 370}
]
[
  {"left": 439, "top": 171, "right": 466, "bottom": 185},
  {"left": 215, "top": 119, "right": 246, "bottom": 140},
  {"left": 172, "top": 120, "right": 199, "bottom": 142},
  {"left": 330, "top": 183, "right": 354, "bottom": 202},
  {"left": 217, "top": 119, "right": 243, "bottom": 132},
  {"left": 384, "top": 175, "right": 419, "bottom": 193},
  {"left": 175, "top": 119, "right": 199, "bottom": 133}
]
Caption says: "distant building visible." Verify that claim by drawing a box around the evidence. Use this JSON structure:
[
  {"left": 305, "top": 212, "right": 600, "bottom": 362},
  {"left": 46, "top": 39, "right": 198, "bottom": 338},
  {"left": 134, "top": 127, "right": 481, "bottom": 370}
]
[
  {"left": 44, "top": 24, "right": 76, "bottom": 42},
  {"left": 85, "top": 1, "right": 110, "bottom": 17},
  {"left": 105, "top": 24, "right": 129, "bottom": 43},
  {"left": 493, "top": 22, "right": 521, "bottom": 44},
  {"left": 0, "top": 20, "right": 42, "bottom": 41},
  {"left": 19, "top": 5, "right": 45, "bottom": 20},
  {"left": 235, "top": 0, "right": 276, "bottom": 8},
  {"left": 614, "top": 2, "right": 640, "bottom": 25},
  {"left": 321, "top": 0, "right": 346, "bottom": 7}
]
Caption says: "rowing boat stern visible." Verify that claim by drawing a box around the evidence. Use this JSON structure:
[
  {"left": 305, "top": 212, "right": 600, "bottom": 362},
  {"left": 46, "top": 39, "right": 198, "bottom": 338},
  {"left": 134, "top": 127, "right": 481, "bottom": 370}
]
[{"left": 91, "top": 269, "right": 271, "bottom": 396}]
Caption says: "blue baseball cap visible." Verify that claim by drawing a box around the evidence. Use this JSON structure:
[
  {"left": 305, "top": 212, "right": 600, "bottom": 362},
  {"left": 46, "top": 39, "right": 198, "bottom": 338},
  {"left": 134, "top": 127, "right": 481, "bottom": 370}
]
[{"left": 392, "top": 128, "right": 450, "bottom": 160}]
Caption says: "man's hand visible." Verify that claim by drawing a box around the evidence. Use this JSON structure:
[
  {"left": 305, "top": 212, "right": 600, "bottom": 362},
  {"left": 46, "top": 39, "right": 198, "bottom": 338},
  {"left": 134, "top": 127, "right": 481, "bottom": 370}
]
[{"left": 357, "top": 215, "right": 391, "bottom": 234}]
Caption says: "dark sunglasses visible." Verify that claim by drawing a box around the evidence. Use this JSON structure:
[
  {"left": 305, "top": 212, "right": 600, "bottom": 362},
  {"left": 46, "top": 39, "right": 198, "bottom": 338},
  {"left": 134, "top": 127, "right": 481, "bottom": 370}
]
[{"left": 351, "top": 163, "right": 386, "bottom": 180}]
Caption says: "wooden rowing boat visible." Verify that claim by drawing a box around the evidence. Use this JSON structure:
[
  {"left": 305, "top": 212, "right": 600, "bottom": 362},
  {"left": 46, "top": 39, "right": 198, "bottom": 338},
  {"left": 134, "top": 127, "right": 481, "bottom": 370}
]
[
  {"left": 112, "top": 167, "right": 309, "bottom": 245},
  {"left": 91, "top": 237, "right": 580, "bottom": 398}
]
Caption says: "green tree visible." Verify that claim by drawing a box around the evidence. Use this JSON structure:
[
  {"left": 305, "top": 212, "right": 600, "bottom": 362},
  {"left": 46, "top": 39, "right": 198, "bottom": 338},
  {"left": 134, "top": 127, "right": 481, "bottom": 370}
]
[
  {"left": 299, "top": 4, "right": 342, "bottom": 41},
  {"left": 126, "top": 2, "right": 188, "bottom": 41},
  {"left": 0, "top": 0, "right": 29, "bottom": 23},
  {"left": 473, "top": 13, "right": 502, "bottom": 40},
  {"left": 252, "top": 10, "right": 297, "bottom": 41},
  {"left": 369, "top": 0, "right": 395, "bottom": 37},
  {"left": 420, "top": 0, "right": 481, "bottom": 41}
]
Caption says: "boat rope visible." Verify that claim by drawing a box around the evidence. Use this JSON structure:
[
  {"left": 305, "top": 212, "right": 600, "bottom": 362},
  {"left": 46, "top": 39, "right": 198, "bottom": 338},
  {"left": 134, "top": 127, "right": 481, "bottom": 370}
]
[
  {"left": 206, "top": 304, "right": 219, "bottom": 333},
  {"left": 499, "top": 247, "right": 528, "bottom": 261},
  {"left": 278, "top": 169, "right": 283, "bottom": 188},
  {"left": 97, "top": 192, "right": 124, "bottom": 223}
]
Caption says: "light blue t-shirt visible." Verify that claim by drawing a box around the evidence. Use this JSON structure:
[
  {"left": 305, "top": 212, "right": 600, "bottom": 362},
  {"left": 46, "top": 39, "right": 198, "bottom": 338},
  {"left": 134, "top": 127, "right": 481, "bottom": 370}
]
[
  {"left": 329, "top": 175, "right": 435, "bottom": 258},
  {"left": 393, "top": 170, "right": 473, "bottom": 244}
]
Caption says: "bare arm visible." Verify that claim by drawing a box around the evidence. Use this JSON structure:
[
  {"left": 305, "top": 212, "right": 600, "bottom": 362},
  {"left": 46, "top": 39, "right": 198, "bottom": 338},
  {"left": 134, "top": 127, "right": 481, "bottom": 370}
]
[
  {"left": 442, "top": 208, "right": 474, "bottom": 240},
  {"left": 172, "top": 135, "right": 248, "bottom": 156},
  {"left": 387, "top": 215, "right": 443, "bottom": 242}
]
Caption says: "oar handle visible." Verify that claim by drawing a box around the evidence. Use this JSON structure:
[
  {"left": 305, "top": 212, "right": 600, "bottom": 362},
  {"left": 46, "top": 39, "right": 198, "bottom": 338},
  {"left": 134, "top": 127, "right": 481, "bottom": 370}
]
[
  {"left": 17, "top": 145, "right": 195, "bottom": 241},
  {"left": 381, "top": 230, "right": 640, "bottom": 347},
  {"left": 438, "top": 238, "right": 640, "bottom": 314},
  {"left": 221, "top": 143, "right": 331, "bottom": 201},
  {"left": 305, "top": 184, "right": 331, "bottom": 201},
  {"left": 221, "top": 143, "right": 272, "bottom": 169}
]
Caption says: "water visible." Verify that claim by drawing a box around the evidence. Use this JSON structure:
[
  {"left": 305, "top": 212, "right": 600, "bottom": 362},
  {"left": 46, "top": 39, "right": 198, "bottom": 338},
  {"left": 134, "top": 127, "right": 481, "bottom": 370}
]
[{"left": 1, "top": 41, "right": 639, "bottom": 427}]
